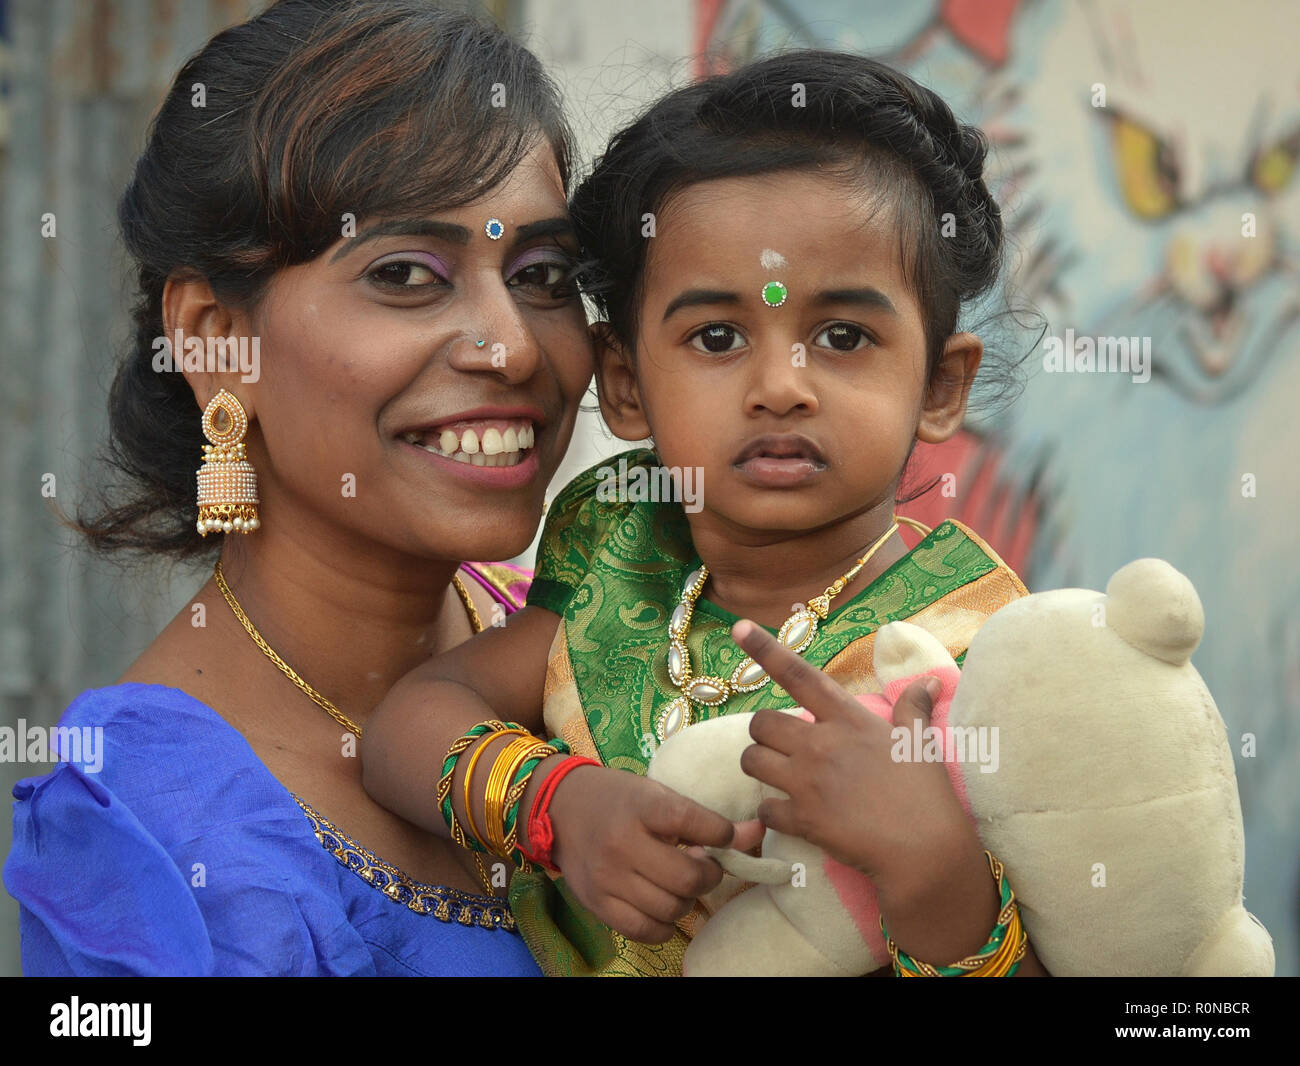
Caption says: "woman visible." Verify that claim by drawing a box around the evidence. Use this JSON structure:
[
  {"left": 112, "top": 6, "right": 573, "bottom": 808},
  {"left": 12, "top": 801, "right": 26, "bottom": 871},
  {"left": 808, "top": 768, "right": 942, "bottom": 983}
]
[{"left": 3, "top": 0, "right": 608, "bottom": 976}]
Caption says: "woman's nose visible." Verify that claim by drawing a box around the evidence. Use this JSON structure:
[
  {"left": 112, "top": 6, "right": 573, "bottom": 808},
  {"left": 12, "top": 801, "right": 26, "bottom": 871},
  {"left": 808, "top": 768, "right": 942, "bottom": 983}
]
[{"left": 446, "top": 282, "right": 543, "bottom": 384}]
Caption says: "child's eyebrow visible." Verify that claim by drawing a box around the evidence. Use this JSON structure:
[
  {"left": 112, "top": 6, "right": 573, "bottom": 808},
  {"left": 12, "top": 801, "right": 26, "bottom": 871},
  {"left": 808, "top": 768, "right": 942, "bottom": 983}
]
[
  {"left": 814, "top": 288, "right": 898, "bottom": 314},
  {"left": 662, "top": 289, "right": 740, "bottom": 321},
  {"left": 661, "top": 286, "right": 898, "bottom": 320}
]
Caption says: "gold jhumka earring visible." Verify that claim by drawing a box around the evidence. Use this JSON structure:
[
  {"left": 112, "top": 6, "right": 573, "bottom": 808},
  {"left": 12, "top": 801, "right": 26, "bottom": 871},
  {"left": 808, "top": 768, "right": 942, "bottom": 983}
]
[{"left": 196, "top": 388, "right": 260, "bottom": 536}]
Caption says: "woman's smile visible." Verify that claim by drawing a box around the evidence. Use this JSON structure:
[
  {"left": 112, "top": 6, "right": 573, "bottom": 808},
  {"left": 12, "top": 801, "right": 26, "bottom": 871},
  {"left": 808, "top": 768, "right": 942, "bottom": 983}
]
[
  {"left": 399, "top": 428, "right": 543, "bottom": 487},
  {"left": 395, "top": 403, "right": 548, "bottom": 486}
]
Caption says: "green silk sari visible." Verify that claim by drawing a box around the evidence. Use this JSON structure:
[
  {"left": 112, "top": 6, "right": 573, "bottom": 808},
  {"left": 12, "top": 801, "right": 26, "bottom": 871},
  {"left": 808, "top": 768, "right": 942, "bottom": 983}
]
[{"left": 512, "top": 449, "right": 1028, "bottom": 976}]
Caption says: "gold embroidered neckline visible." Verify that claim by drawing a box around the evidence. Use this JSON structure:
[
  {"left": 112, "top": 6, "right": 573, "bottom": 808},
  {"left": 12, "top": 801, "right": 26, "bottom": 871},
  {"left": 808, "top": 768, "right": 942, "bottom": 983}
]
[{"left": 293, "top": 795, "right": 516, "bottom": 933}]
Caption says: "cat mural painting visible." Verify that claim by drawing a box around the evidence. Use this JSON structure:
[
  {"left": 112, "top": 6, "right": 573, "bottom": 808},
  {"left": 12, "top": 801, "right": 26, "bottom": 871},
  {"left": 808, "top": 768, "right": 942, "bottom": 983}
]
[{"left": 697, "top": 0, "right": 1300, "bottom": 974}]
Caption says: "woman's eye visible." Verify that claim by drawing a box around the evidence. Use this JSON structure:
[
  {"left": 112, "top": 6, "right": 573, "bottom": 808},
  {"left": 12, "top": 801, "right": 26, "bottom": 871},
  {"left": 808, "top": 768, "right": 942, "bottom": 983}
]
[
  {"left": 814, "top": 323, "right": 869, "bottom": 351},
  {"left": 509, "top": 257, "right": 578, "bottom": 301},
  {"left": 509, "top": 261, "right": 570, "bottom": 289},
  {"left": 689, "top": 324, "right": 744, "bottom": 354},
  {"left": 368, "top": 260, "right": 443, "bottom": 288}
]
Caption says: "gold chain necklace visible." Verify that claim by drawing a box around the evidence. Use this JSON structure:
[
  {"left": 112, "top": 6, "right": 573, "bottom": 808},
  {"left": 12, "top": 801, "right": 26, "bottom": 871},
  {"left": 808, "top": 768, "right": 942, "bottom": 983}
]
[
  {"left": 212, "top": 560, "right": 498, "bottom": 895},
  {"left": 657, "top": 515, "right": 931, "bottom": 741},
  {"left": 213, "top": 561, "right": 483, "bottom": 736}
]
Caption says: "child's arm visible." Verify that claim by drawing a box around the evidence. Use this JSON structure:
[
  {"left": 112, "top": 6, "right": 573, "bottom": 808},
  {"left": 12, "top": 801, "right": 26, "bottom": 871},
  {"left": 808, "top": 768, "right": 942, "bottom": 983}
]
[
  {"left": 729, "top": 620, "right": 1050, "bottom": 976},
  {"left": 361, "top": 604, "right": 558, "bottom": 834},
  {"left": 362, "top": 606, "right": 742, "bottom": 944}
]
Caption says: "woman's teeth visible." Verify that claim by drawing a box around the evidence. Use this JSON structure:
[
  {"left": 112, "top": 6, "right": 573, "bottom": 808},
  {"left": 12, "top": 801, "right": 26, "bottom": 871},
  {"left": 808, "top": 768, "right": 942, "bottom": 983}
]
[{"left": 402, "top": 423, "right": 536, "bottom": 467}]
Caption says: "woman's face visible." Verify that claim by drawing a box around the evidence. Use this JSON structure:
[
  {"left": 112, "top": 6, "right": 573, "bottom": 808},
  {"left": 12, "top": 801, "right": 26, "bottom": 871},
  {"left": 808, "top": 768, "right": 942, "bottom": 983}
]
[{"left": 242, "top": 140, "right": 593, "bottom": 565}]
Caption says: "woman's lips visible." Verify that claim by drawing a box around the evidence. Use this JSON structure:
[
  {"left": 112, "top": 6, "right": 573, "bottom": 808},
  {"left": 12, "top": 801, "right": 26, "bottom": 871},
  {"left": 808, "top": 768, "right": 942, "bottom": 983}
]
[{"left": 400, "top": 436, "right": 542, "bottom": 488}]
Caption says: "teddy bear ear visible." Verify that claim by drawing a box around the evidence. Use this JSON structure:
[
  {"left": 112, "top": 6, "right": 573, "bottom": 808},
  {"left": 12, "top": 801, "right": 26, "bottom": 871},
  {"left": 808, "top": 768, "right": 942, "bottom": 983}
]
[
  {"left": 1104, "top": 558, "right": 1204, "bottom": 665},
  {"left": 874, "top": 620, "right": 956, "bottom": 681}
]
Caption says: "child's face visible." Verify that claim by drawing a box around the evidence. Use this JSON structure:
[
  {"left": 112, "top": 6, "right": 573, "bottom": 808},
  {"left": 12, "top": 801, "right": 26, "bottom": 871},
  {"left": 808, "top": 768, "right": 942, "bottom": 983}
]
[{"left": 596, "top": 168, "right": 978, "bottom": 541}]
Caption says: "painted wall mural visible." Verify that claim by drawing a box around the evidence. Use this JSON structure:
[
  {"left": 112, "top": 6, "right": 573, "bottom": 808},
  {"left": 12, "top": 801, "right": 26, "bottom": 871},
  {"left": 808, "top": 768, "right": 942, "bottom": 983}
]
[{"left": 701, "top": 0, "right": 1300, "bottom": 976}]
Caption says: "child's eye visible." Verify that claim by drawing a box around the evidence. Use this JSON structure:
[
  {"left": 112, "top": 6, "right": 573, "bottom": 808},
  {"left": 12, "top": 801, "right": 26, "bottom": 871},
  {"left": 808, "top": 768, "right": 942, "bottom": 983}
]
[
  {"left": 689, "top": 324, "right": 745, "bottom": 354},
  {"left": 367, "top": 259, "right": 446, "bottom": 289},
  {"left": 814, "top": 323, "right": 870, "bottom": 351}
]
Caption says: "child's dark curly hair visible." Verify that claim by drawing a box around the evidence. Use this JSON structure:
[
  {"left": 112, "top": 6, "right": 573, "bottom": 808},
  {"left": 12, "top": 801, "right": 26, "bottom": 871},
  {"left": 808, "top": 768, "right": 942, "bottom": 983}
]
[{"left": 570, "top": 49, "right": 1025, "bottom": 408}]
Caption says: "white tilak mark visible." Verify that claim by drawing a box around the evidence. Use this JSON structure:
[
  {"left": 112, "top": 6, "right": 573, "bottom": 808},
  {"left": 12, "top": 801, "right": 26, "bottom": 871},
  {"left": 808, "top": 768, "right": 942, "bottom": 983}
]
[{"left": 759, "top": 249, "right": 787, "bottom": 270}]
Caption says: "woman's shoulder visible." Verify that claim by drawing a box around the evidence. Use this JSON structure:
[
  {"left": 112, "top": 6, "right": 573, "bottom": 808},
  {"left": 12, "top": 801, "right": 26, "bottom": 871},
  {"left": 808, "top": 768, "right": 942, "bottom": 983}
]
[
  {"left": 51, "top": 682, "right": 270, "bottom": 805},
  {"left": 58, "top": 680, "right": 238, "bottom": 740},
  {"left": 28, "top": 683, "right": 341, "bottom": 868},
  {"left": 4, "top": 683, "right": 365, "bottom": 975},
  {"left": 6, "top": 684, "right": 542, "bottom": 976}
]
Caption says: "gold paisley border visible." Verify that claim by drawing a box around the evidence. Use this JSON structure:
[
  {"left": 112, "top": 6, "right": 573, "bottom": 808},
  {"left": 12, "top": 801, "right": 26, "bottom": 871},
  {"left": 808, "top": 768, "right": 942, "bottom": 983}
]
[{"left": 293, "top": 795, "right": 517, "bottom": 933}]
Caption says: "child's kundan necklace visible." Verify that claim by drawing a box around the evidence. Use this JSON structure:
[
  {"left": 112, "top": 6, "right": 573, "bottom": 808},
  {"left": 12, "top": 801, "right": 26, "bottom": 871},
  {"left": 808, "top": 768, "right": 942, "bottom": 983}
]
[{"left": 657, "top": 516, "right": 925, "bottom": 741}]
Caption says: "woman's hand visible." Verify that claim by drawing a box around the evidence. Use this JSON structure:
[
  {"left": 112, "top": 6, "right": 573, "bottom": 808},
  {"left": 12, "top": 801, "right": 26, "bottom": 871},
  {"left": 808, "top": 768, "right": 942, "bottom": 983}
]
[{"left": 544, "top": 763, "right": 760, "bottom": 944}]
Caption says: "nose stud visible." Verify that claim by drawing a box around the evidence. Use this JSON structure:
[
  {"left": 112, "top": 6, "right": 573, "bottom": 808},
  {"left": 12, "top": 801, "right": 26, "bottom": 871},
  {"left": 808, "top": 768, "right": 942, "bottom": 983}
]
[{"left": 475, "top": 339, "right": 486, "bottom": 348}]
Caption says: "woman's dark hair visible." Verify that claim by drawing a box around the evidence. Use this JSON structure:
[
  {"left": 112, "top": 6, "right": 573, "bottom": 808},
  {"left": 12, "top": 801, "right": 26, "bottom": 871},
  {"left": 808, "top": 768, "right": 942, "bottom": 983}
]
[
  {"left": 570, "top": 49, "right": 1026, "bottom": 409},
  {"left": 79, "top": 0, "right": 572, "bottom": 559}
]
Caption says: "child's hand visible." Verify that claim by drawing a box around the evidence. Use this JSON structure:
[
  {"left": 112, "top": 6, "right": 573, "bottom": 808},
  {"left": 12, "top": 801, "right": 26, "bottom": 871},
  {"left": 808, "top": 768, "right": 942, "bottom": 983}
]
[
  {"left": 545, "top": 764, "right": 744, "bottom": 944},
  {"left": 728, "top": 619, "right": 976, "bottom": 902},
  {"left": 729, "top": 619, "right": 1046, "bottom": 972}
]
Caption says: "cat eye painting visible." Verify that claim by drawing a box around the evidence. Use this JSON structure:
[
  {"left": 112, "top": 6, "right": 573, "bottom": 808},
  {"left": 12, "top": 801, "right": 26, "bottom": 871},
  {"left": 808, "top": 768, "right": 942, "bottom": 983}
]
[{"left": 705, "top": 0, "right": 1300, "bottom": 977}]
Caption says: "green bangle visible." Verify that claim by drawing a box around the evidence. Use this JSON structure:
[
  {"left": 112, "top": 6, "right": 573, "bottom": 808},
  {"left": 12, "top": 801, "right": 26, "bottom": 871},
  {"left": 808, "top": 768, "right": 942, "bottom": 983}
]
[
  {"left": 881, "top": 851, "right": 1021, "bottom": 977},
  {"left": 501, "top": 738, "right": 569, "bottom": 837},
  {"left": 437, "top": 720, "right": 526, "bottom": 852}
]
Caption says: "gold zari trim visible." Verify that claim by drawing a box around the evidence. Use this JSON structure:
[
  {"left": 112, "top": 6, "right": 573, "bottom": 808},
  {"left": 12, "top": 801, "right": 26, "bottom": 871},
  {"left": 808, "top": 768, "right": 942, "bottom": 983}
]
[{"left": 294, "top": 795, "right": 516, "bottom": 933}]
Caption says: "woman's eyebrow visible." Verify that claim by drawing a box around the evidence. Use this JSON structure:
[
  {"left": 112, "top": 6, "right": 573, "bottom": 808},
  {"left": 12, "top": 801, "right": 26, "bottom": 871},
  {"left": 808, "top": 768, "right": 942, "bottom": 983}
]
[
  {"left": 662, "top": 289, "right": 740, "bottom": 321},
  {"left": 514, "top": 217, "right": 576, "bottom": 242},
  {"left": 330, "top": 218, "right": 470, "bottom": 262}
]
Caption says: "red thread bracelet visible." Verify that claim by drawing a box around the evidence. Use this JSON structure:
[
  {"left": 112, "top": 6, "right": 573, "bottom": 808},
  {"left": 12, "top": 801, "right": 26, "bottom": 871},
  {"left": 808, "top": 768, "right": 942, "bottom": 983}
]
[{"left": 516, "top": 756, "right": 601, "bottom": 872}]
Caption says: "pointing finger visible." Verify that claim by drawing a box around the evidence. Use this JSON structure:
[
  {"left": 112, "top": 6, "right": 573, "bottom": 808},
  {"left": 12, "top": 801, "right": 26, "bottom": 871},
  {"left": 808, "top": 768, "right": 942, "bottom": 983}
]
[{"left": 731, "top": 620, "right": 861, "bottom": 723}]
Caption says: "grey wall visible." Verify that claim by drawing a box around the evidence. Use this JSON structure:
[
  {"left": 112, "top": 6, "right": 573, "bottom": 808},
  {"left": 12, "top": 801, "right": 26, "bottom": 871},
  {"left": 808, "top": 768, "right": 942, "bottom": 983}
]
[{"left": 0, "top": 0, "right": 267, "bottom": 979}]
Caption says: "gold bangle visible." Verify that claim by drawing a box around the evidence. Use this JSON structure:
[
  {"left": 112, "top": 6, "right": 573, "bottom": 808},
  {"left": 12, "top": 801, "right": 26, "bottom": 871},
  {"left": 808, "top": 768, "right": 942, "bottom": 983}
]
[
  {"left": 501, "top": 744, "right": 559, "bottom": 855},
  {"left": 438, "top": 720, "right": 510, "bottom": 852},
  {"left": 885, "top": 850, "right": 1027, "bottom": 977},
  {"left": 463, "top": 729, "right": 532, "bottom": 849},
  {"left": 485, "top": 737, "right": 545, "bottom": 855},
  {"left": 490, "top": 738, "right": 552, "bottom": 855},
  {"left": 484, "top": 737, "right": 544, "bottom": 855}
]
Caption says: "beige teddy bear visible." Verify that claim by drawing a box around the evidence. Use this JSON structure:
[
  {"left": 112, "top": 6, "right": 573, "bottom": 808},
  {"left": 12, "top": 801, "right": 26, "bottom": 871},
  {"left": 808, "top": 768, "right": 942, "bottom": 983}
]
[{"left": 647, "top": 558, "right": 1275, "bottom": 976}]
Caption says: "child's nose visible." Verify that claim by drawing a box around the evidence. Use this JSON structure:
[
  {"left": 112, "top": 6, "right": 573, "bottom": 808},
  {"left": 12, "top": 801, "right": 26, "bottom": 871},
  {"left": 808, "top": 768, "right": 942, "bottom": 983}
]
[{"left": 742, "top": 346, "right": 819, "bottom": 416}]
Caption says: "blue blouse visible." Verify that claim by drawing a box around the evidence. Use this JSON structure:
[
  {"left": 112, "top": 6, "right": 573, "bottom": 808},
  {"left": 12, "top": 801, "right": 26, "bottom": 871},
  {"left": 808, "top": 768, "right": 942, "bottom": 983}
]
[{"left": 3, "top": 684, "right": 542, "bottom": 976}]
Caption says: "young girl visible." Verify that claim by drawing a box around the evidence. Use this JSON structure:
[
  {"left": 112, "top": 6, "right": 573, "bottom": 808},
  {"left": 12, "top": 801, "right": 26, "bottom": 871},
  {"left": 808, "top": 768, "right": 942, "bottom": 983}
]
[{"left": 362, "top": 50, "right": 1045, "bottom": 976}]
